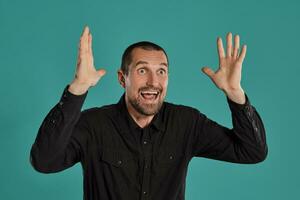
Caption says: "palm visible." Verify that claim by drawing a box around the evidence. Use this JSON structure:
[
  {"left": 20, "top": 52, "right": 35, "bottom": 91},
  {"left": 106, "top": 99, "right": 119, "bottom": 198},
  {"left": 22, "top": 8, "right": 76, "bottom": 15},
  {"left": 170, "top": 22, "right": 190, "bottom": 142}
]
[
  {"left": 75, "top": 26, "right": 106, "bottom": 87},
  {"left": 202, "top": 33, "right": 247, "bottom": 92}
]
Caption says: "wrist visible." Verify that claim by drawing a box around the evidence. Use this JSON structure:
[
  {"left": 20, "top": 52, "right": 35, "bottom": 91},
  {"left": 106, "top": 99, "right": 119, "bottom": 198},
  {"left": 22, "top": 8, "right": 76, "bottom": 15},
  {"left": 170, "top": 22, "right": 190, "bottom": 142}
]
[
  {"left": 224, "top": 87, "right": 246, "bottom": 104},
  {"left": 68, "top": 80, "right": 90, "bottom": 95}
]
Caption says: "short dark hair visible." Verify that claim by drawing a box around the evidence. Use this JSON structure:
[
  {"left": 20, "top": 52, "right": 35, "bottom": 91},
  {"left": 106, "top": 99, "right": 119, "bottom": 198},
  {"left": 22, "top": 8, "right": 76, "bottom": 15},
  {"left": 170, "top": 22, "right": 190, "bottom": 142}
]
[{"left": 120, "top": 41, "right": 168, "bottom": 75}]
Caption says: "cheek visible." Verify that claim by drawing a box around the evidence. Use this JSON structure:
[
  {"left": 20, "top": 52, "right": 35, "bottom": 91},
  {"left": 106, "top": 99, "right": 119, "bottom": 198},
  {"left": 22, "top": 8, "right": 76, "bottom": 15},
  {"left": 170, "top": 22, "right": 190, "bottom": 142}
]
[
  {"left": 161, "top": 78, "right": 168, "bottom": 89},
  {"left": 125, "top": 81, "right": 140, "bottom": 95},
  {"left": 127, "top": 74, "right": 145, "bottom": 85}
]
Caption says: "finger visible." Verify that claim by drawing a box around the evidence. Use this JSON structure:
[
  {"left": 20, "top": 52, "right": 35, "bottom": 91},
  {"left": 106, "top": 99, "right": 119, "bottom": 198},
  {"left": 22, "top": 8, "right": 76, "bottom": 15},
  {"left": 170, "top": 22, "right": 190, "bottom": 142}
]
[
  {"left": 226, "top": 32, "right": 233, "bottom": 58},
  {"left": 81, "top": 26, "right": 89, "bottom": 37},
  {"left": 217, "top": 37, "right": 225, "bottom": 59},
  {"left": 233, "top": 34, "right": 240, "bottom": 58},
  {"left": 238, "top": 45, "right": 247, "bottom": 63},
  {"left": 201, "top": 67, "right": 215, "bottom": 79},
  {"left": 79, "top": 26, "right": 90, "bottom": 55},
  {"left": 97, "top": 69, "right": 106, "bottom": 78},
  {"left": 78, "top": 26, "right": 89, "bottom": 48},
  {"left": 88, "top": 33, "right": 93, "bottom": 55}
]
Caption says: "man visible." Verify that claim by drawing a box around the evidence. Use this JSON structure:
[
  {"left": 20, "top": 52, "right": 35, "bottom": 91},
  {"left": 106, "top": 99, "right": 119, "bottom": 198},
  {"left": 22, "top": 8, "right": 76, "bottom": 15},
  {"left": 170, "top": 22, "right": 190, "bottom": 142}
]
[{"left": 30, "top": 26, "right": 268, "bottom": 200}]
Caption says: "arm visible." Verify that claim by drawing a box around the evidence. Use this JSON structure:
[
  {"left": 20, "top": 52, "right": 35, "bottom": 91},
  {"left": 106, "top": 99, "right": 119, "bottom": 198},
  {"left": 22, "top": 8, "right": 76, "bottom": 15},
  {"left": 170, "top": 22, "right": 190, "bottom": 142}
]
[
  {"left": 30, "top": 86, "right": 89, "bottom": 173},
  {"left": 192, "top": 94, "right": 268, "bottom": 164},
  {"left": 192, "top": 33, "right": 268, "bottom": 163},
  {"left": 30, "top": 26, "right": 106, "bottom": 173}
]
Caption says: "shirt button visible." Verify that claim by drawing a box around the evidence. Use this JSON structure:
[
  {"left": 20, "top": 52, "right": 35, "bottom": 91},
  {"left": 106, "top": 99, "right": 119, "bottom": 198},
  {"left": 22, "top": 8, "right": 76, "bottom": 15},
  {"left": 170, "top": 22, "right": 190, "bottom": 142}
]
[
  {"left": 143, "top": 141, "right": 147, "bottom": 145},
  {"left": 59, "top": 101, "right": 63, "bottom": 106},
  {"left": 117, "top": 160, "right": 122, "bottom": 165},
  {"left": 143, "top": 191, "right": 147, "bottom": 195},
  {"left": 169, "top": 155, "right": 173, "bottom": 160},
  {"left": 247, "top": 112, "right": 251, "bottom": 117}
]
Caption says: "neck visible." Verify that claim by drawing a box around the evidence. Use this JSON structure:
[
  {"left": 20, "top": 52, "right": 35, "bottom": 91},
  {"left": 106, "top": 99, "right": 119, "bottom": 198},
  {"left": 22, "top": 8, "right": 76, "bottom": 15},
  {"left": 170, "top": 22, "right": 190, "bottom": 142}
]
[{"left": 125, "top": 99, "right": 154, "bottom": 129}]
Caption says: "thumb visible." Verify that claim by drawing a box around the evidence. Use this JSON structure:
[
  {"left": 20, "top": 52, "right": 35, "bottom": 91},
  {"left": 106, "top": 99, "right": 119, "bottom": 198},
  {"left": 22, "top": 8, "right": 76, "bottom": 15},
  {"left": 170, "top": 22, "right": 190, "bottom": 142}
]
[
  {"left": 97, "top": 69, "right": 106, "bottom": 78},
  {"left": 201, "top": 66, "right": 215, "bottom": 79}
]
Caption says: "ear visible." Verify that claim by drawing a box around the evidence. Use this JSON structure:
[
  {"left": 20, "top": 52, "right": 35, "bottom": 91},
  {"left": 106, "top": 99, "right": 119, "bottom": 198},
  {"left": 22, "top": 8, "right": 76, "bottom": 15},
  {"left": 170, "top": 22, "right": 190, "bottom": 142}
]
[{"left": 117, "top": 70, "right": 126, "bottom": 88}]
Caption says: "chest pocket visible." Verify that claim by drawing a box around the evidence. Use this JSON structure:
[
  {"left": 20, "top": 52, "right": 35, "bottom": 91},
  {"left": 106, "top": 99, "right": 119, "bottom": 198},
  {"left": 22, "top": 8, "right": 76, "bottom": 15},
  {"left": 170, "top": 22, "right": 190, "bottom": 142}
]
[
  {"left": 100, "top": 148, "right": 137, "bottom": 168},
  {"left": 152, "top": 149, "right": 185, "bottom": 181},
  {"left": 98, "top": 148, "right": 140, "bottom": 194},
  {"left": 156, "top": 149, "right": 184, "bottom": 168}
]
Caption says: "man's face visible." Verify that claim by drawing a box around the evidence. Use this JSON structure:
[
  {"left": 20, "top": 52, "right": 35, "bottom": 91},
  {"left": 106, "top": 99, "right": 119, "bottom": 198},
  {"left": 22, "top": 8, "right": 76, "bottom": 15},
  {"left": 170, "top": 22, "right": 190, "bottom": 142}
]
[{"left": 121, "top": 47, "right": 168, "bottom": 116}]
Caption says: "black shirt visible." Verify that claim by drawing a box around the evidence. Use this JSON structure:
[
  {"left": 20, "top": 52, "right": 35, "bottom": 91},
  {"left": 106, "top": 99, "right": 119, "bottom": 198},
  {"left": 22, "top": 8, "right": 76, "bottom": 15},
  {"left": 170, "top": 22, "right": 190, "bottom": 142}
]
[{"left": 30, "top": 85, "right": 268, "bottom": 200}]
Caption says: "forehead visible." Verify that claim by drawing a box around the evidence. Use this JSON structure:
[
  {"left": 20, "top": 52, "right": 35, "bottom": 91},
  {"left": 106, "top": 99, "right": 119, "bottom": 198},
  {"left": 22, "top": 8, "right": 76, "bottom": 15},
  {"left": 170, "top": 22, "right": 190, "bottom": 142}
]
[{"left": 131, "top": 48, "right": 168, "bottom": 65}]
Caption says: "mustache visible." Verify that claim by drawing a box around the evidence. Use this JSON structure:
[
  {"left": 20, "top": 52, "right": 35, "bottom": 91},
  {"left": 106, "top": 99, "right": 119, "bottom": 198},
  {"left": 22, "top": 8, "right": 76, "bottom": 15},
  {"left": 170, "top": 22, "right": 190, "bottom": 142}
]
[{"left": 139, "top": 86, "right": 162, "bottom": 93}]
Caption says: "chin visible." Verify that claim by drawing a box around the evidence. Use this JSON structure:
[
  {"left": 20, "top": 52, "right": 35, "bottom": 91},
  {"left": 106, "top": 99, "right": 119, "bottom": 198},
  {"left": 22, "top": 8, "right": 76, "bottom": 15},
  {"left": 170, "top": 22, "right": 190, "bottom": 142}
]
[{"left": 138, "top": 101, "right": 163, "bottom": 116}]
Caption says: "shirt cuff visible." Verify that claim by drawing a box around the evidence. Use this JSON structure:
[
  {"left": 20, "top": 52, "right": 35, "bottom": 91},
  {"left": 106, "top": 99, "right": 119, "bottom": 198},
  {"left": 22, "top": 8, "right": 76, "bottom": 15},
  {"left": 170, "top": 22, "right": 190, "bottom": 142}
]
[
  {"left": 226, "top": 93, "right": 252, "bottom": 113},
  {"left": 56, "top": 85, "right": 88, "bottom": 113}
]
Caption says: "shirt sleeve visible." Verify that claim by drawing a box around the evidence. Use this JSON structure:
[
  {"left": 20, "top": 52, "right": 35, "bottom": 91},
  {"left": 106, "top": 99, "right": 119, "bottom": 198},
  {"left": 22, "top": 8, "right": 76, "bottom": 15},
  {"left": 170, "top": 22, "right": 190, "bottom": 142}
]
[
  {"left": 191, "top": 94, "right": 268, "bottom": 164},
  {"left": 30, "top": 85, "right": 90, "bottom": 173}
]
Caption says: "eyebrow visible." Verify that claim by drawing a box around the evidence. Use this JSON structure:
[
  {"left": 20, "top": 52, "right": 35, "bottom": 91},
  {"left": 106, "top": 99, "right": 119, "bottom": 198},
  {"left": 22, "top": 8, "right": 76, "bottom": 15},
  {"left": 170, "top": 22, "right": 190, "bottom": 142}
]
[{"left": 135, "top": 60, "right": 168, "bottom": 68}]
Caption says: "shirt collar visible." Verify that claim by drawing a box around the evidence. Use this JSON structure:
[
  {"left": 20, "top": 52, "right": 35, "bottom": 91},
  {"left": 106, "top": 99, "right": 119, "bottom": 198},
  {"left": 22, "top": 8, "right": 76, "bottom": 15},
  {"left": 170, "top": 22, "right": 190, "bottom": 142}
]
[{"left": 116, "top": 94, "right": 166, "bottom": 132}]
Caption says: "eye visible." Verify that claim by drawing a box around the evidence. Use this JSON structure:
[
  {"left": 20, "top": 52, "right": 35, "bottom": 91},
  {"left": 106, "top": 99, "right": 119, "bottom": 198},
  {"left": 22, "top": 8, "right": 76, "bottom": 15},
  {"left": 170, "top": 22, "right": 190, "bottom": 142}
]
[
  {"left": 158, "top": 69, "right": 167, "bottom": 76},
  {"left": 138, "top": 68, "right": 146, "bottom": 75}
]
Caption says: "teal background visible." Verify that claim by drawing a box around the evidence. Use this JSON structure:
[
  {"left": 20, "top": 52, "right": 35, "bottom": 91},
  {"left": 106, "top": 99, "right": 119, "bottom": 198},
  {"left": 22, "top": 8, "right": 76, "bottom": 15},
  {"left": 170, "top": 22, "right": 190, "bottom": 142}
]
[{"left": 0, "top": 0, "right": 298, "bottom": 199}]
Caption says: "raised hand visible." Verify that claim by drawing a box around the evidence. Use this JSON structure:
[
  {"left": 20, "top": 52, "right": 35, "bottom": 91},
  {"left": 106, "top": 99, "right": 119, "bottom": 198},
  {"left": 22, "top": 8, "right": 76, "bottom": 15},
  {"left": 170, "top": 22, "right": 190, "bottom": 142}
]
[
  {"left": 69, "top": 26, "right": 106, "bottom": 95},
  {"left": 201, "top": 32, "right": 246, "bottom": 104}
]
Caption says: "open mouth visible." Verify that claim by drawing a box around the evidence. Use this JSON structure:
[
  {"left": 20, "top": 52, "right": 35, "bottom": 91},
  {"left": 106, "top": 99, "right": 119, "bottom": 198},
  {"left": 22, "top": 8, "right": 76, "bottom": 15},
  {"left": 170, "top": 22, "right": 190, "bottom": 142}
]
[{"left": 140, "top": 91, "right": 159, "bottom": 100}]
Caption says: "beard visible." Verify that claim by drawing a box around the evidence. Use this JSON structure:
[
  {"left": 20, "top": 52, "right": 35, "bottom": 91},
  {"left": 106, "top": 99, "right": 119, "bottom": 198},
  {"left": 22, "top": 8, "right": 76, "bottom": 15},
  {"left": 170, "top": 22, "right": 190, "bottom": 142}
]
[
  {"left": 128, "top": 96, "right": 164, "bottom": 116},
  {"left": 127, "top": 86, "right": 165, "bottom": 116}
]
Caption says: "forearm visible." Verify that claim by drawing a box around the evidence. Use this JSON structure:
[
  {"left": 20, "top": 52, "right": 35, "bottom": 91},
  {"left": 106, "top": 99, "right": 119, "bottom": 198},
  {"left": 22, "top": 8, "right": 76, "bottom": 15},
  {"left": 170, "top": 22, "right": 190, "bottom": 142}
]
[
  {"left": 30, "top": 85, "right": 88, "bottom": 172},
  {"left": 193, "top": 94, "right": 268, "bottom": 164},
  {"left": 226, "top": 94, "right": 268, "bottom": 162}
]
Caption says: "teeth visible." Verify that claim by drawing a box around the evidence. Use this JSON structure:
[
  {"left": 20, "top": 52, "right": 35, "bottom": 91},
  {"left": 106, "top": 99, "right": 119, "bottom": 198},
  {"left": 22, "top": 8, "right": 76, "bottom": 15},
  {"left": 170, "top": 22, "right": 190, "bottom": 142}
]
[{"left": 141, "top": 91, "right": 158, "bottom": 95}]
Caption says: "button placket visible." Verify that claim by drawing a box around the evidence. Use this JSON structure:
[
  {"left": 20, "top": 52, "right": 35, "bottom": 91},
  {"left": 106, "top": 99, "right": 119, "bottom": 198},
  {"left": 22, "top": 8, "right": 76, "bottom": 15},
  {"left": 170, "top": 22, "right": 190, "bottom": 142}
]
[
  {"left": 58, "top": 89, "right": 69, "bottom": 108},
  {"left": 251, "top": 119, "right": 262, "bottom": 144},
  {"left": 244, "top": 104, "right": 263, "bottom": 145},
  {"left": 140, "top": 128, "right": 152, "bottom": 199}
]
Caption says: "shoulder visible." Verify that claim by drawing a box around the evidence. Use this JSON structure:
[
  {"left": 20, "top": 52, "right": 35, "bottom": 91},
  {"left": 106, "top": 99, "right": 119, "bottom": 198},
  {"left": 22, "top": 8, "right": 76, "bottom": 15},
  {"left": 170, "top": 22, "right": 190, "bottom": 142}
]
[
  {"left": 163, "top": 101, "right": 202, "bottom": 118},
  {"left": 79, "top": 103, "right": 119, "bottom": 122},
  {"left": 164, "top": 101, "right": 199, "bottom": 112}
]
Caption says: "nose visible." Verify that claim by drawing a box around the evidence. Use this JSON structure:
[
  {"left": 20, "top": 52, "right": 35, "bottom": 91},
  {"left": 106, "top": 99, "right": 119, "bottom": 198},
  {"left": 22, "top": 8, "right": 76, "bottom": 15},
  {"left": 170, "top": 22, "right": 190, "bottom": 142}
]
[{"left": 146, "top": 71, "right": 159, "bottom": 87}]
